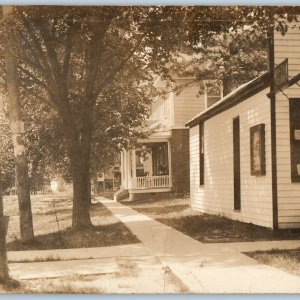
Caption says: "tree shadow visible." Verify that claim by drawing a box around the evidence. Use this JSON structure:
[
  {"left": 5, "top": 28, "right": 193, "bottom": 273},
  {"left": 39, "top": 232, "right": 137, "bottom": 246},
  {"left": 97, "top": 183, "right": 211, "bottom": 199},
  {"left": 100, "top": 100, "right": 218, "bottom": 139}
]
[
  {"left": 156, "top": 215, "right": 300, "bottom": 243},
  {"left": 132, "top": 204, "right": 189, "bottom": 216},
  {"left": 7, "top": 223, "right": 140, "bottom": 251}
]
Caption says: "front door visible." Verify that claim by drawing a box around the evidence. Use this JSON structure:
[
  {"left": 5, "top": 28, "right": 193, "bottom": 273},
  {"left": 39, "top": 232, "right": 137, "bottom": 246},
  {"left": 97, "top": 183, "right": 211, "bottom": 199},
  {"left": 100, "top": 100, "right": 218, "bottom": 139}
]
[
  {"left": 152, "top": 142, "right": 169, "bottom": 176},
  {"left": 136, "top": 146, "right": 152, "bottom": 177}
]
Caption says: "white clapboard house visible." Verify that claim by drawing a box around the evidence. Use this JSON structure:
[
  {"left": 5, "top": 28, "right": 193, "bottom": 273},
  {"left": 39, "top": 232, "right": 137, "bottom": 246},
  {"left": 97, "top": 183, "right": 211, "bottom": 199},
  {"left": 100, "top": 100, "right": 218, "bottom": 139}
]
[
  {"left": 186, "top": 21, "right": 300, "bottom": 229},
  {"left": 115, "top": 77, "right": 222, "bottom": 201}
]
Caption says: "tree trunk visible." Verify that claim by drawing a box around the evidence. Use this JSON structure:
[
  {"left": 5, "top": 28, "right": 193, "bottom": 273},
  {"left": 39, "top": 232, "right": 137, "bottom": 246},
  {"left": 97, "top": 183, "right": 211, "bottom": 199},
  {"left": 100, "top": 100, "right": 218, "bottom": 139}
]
[
  {"left": 63, "top": 119, "right": 92, "bottom": 229},
  {"left": 72, "top": 157, "right": 92, "bottom": 228},
  {"left": 4, "top": 6, "right": 34, "bottom": 242},
  {"left": 0, "top": 169, "right": 9, "bottom": 283},
  {"left": 15, "top": 155, "right": 34, "bottom": 240}
]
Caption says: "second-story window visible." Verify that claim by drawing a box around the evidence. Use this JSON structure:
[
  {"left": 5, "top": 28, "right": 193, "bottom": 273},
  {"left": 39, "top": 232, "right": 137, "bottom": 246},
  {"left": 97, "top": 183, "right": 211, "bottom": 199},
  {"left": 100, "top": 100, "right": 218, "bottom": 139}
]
[{"left": 204, "top": 82, "right": 223, "bottom": 109}]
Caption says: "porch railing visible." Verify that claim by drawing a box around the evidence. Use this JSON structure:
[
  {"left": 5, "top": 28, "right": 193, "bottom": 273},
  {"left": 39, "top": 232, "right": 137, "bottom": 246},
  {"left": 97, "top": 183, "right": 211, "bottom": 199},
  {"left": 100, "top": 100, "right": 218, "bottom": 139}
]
[{"left": 134, "top": 175, "right": 170, "bottom": 189}]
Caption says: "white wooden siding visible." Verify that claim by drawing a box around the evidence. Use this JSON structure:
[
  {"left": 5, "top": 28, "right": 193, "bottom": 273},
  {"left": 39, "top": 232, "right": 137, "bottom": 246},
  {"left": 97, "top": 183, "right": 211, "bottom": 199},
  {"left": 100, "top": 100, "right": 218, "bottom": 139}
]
[
  {"left": 149, "top": 93, "right": 172, "bottom": 125},
  {"left": 274, "top": 23, "right": 300, "bottom": 78},
  {"left": 150, "top": 79, "right": 205, "bottom": 128},
  {"left": 275, "top": 91, "right": 300, "bottom": 228},
  {"left": 190, "top": 89, "right": 273, "bottom": 228},
  {"left": 274, "top": 20, "right": 300, "bottom": 228},
  {"left": 174, "top": 80, "right": 205, "bottom": 128}
]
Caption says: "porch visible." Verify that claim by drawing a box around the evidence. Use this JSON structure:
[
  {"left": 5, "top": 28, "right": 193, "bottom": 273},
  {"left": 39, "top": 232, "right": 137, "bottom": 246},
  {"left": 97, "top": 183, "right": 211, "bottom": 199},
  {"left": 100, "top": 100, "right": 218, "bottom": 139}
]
[
  {"left": 121, "top": 140, "right": 172, "bottom": 191},
  {"left": 134, "top": 175, "right": 170, "bottom": 189}
]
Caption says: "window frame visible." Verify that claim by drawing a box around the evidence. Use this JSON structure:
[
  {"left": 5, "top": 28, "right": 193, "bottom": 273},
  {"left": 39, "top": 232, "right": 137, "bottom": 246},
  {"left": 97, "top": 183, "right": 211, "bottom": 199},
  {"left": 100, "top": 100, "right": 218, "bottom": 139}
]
[
  {"left": 289, "top": 98, "right": 300, "bottom": 182},
  {"left": 250, "top": 124, "right": 266, "bottom": 176}
]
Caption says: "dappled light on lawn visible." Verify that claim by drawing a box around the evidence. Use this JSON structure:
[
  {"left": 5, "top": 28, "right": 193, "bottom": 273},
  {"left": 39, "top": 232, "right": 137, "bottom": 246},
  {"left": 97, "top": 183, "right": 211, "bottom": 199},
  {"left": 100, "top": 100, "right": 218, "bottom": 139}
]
[{"left": 4, "top": 194, "right": 139, "bottom": 251}]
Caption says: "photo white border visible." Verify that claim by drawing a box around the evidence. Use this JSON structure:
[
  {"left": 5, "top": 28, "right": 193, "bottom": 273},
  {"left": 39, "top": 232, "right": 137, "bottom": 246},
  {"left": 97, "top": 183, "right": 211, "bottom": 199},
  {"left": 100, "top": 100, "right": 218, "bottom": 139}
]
[{"left": 0, "top": 1, "right": 299, "bottom": 299}]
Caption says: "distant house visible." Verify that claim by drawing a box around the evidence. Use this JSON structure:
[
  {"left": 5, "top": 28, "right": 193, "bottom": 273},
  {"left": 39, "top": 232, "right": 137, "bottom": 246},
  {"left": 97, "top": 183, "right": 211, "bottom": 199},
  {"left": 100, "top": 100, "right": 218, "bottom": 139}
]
[
  {"left": 115, "top": 77, "right": 222, "bottom": 201},
  {"left": 186, "top": 21, "right": 300, "bottom": 229},
  {"left": 92, "top": 166, "right": 121, "bottom": 194}
]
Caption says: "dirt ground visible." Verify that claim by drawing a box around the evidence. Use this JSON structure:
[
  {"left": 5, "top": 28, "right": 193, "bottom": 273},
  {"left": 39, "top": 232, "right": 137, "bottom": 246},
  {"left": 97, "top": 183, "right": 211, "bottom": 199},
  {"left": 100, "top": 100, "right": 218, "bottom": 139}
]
[
  {"left": 246, "top": 248, "right": 300, "bottom": 278},
  {"left": 123, "top": 196, "right": 300, "bottom": 243},
  {"left": 3, "top": 194, "right": 139, "bottom": 250}
]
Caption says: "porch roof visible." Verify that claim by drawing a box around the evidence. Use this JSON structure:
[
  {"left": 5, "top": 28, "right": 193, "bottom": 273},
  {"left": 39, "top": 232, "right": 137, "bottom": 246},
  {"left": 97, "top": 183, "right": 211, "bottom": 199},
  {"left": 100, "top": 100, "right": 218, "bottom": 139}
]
[{"left": 137, "top": 130, "right": 171, "bottom": 143}]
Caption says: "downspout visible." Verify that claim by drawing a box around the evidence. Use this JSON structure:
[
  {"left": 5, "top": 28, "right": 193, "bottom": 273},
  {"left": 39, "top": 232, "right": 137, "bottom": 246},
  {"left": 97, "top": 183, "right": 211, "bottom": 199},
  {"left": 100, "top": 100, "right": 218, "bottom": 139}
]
[{"left": 268, "top": 13, "right": 279, "bottom": 230}]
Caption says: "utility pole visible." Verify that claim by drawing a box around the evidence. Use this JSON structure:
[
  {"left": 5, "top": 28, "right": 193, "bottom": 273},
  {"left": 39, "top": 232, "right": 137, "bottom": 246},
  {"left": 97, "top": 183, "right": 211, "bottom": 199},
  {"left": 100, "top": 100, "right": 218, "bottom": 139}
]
[
  {"left": 3, "top": 6, "right": 34, "bottom": 242},
  {"left": 267, "top": 9, "right": 278, "bottom": 230}
]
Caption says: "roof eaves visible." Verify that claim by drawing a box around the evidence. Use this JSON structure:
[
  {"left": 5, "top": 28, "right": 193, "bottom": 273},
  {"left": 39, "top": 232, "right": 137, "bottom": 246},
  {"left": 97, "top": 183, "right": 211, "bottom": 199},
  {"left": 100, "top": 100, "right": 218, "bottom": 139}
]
[
  {"left": 271, "top": 72, "right": 300, "bottom": 96},
  {"left": 186, "top": 72, "right": 270, "bottom": 128}
]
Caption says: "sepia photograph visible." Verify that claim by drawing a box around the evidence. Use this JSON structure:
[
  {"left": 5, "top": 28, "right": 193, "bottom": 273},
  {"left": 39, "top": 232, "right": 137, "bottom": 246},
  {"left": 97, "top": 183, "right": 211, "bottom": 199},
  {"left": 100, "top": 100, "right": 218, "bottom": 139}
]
[{"left": 1, "top": 4, "right": 300, "bottom": 294}]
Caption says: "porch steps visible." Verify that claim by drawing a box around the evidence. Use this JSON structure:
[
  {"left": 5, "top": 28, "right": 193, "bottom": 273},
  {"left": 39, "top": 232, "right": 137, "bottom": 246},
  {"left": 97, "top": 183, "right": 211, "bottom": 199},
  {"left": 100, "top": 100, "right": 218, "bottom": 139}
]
[{"left": 114, "top": 188, "right": 129, "bottom": 201}]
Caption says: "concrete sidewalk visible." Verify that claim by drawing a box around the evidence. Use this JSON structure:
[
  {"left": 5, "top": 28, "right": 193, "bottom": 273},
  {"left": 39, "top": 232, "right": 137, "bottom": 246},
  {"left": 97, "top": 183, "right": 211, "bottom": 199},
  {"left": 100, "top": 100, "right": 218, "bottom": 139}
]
[
  {"left": 8, "top": 255, "right": 183, "bottom": 293},
  {"left": 7, "top": 243, "right": 148, "bottom": 263},
  {"left": 99, "top": 197, "right": 300, "bottom": 293},
  {"left": 208, "top": 240, "right": 300, "bottom": 253},
  {"left": 5, "top": 196, "right": 300, "bottom": 293}
]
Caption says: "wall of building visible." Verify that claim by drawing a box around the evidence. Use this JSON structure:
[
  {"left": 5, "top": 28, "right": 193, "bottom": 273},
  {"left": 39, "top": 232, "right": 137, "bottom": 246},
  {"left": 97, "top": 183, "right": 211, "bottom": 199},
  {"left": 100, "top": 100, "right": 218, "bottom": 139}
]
[
  {"left": 173, "top": 79, "right": 205, "bottom": 128},
  {"left": 120, "top": 78, "right": 205, "bottom": 198},
  {"left": 149, "top": 92, "right": 173, "bottom": 125},
  {"left": 150, "top": 78, "right": 205, "bottom": 128},
  {"left": 275, "top": 93, "right": 300, "bottom": 228},
  {"left": 170, "top": 129, "right": 190, "bottom": 193},
  {"left": 274, "top": 21, "right": 300, "bottom": 78},
  {"left": 190, "top": 89, "right": 273, "bottom": 228},
  {"left": 275, "top": 22, "right": 300, "bottom": 228}
]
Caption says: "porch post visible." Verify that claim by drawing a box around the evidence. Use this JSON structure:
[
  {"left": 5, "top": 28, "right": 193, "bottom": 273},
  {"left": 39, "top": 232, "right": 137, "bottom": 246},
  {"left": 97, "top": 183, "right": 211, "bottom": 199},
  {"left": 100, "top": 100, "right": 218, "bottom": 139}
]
[
  {"left": 132, "top": 148, "right": 137, "bottom": 188},
  {"left": 121, "top": 151, "right": 124, "bottom": 187},
  {"left": 167, "top": 139, "right": 172, "bottom": 188},
  {"left": 127, "top": 150, "right": 131, "bottom": 188}
]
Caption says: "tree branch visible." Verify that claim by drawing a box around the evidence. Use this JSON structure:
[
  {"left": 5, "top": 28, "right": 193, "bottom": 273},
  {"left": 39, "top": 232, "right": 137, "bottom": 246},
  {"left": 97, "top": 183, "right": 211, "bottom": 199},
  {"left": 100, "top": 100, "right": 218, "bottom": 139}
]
[
  {"left": 93, "top": 34, "right": 146, "bottom": 101},
  {"left": 19, "top": 12, "right": 56, "bottom": 85},
  {"left": 84, "top": 17, "right": 114, "bottom": 103},
  {"left": 37, "top": 20, "right": 63, "bottom": 86},
  {"left": 34, "top": 18, "right": 73, "bottom": 119},
  {"left": 62, "top": 25, "right": 72, "bottom": 83},
  {"left": 16, "top": 28, "right": 47, "bottom": 74},
  {"left": 19, "top": 81, "right": 54, "bottom": 107},
  {"left": 19, "top": 55, "right": 46, "bottom": 78},
  {"left": 18, "top": 64, "right": 57, "bottom": 106}
]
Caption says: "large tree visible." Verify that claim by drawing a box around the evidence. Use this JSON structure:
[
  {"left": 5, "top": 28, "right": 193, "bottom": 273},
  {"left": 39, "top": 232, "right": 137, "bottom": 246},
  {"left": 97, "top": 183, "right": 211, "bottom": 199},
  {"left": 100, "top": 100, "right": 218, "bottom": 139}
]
[{"left": 2, "top": 6, "right": 182, "bottom": 228}]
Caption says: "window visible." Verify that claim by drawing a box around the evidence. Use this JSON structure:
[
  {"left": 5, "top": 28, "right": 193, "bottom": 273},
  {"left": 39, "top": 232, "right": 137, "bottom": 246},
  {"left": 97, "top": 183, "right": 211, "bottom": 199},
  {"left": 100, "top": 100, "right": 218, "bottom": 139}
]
[
  {"left": 289, "top": 99, "right": 300, "bottom": 182},
  {"left": 250, "top": 124, "right": 266, "bottom": 176},
  {"left": 152, "top": 142, "right": 169, "bottom": 176},
  {"left": 199, "top": 122, "right": 204, "bottom": 186},
  {"left": 205, "top": 83, "right": 223, "bottom": 108},
  {"left": 136, "top": 145, "right": 152, "bottom": 177}
]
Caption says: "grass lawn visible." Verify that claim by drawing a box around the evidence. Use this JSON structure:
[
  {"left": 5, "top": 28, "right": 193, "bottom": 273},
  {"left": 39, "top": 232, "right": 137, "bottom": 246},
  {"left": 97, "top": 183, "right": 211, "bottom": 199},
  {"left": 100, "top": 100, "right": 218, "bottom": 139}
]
[
  {"left": 4, "top": 194, "right": 139, "bottom": 251},
  {"left": 122, "top": 196, "right": 300, "bottom": 243},
  {"left": 246, "top": 248, "right": 300, "bottom": 277}
]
